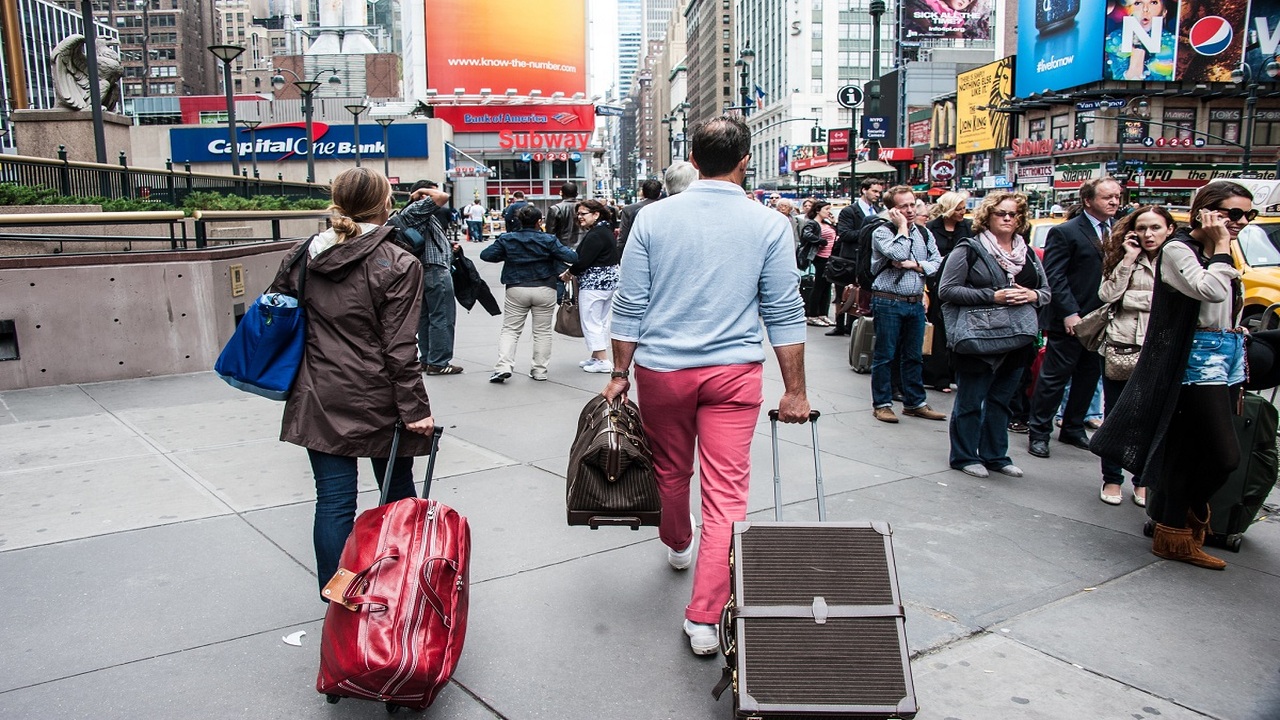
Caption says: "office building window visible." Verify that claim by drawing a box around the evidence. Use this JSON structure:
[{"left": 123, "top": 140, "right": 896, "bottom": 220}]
[
  {"left": 1050, "top": 114, "right": 1070, "bottom": 141},
  {"left": 1207, "top": 108, "right": 1241, "bottom": 145},
  {"left": 1161, "top": 107, "right": 1196, "bottom": 140}
]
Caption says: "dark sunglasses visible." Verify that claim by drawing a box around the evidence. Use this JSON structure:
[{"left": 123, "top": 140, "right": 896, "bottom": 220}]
[
  {"left": 576, "top": 211, "right": 594, "bottom": 216},
  {"left": 1210, "top": 206, "right": 1258, "bottom": 223},
  {"left": 990, "top": 209, "right": 1021, "bottom": 218}
]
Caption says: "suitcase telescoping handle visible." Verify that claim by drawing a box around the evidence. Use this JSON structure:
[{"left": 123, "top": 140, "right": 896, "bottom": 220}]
[
  {"left": 766, "top": 409, "right": 824, "bottom": 522},
  {"left": 379, "top": 421, "right": 445, "bottom": 506}
]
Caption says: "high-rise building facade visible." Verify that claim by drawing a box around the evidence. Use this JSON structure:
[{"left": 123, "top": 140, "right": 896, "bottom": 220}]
[
  {"left": 643, "top": 0, "right": 676, "bottom": 45},
  {"left": 682, "top": 0, "right": 732, "bottom": 125},
  {"left": 617, "top": 0, "right": 641, "bottom": 99}
]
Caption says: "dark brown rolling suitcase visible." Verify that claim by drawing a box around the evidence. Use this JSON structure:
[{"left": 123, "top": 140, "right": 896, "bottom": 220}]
[{"left": 713, "top": 410, "right": 917, "bottom": 719}]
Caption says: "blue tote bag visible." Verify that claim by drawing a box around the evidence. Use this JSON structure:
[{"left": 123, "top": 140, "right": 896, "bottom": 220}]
[{"left": 214, "top": 240, "right": 312, "bottom": 400}]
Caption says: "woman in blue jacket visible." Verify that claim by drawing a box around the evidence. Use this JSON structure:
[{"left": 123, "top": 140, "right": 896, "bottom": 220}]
[{"left": 480, "top": 204, "right": 578, "bottom": 382}]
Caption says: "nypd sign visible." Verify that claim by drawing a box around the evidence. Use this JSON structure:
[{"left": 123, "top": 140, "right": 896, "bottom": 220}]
[{"left": 168, "top": 122, "right": 429, "bottom": 163}]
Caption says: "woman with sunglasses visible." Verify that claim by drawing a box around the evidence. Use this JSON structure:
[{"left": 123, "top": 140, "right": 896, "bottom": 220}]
[
  {"left": 1094, "top": 206, "right": 1176, "bottom": 507},
  {"left": 939, "top": 192, "right": 1050, "bottom": 478},
  {"left": 1093, "top": 181, "right": 1254, "bottom": 570},
  {"left": 561, "top": 199, "right": 621, "bottom": 373}
]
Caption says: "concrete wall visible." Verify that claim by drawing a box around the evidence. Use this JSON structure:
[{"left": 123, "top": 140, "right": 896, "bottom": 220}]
[{"left": 0, "top": 243, "right": 294, "bottom": 390}]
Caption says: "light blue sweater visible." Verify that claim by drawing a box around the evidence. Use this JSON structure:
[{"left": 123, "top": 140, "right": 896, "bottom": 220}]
[{"left": 610, "top": 179, "right": 806, "bottom": 371}]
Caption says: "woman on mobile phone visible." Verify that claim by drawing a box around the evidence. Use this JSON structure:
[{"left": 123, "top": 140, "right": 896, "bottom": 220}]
[
  {"left": 1093, "top": 182, "right": 1255, "bottom": 570},
  {"left": 1094, "top": 206, "right": 1175, "bottom": 506}
]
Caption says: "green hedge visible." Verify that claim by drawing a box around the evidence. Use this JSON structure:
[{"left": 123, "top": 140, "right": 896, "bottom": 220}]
[{"left": 0, "top": 184, "right": 329, "bottom": 215}]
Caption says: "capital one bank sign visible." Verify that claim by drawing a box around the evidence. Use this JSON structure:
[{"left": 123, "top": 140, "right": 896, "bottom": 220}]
[{"left": 168, "top": 122, "right": 429, "bottom": 163}]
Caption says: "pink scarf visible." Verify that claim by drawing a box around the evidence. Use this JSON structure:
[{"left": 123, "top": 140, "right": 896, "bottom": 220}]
[{"left": 977, "top": 229, "right": 1028, "bottom": 283}]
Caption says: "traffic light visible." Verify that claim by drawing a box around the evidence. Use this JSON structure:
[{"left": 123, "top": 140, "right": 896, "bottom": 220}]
[{"left": 810, "top": 126, "right": 828, "bottom": 143}]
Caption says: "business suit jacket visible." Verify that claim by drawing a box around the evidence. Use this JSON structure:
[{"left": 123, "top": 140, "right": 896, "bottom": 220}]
[
  {"left": 618, "top": 198, "right": 655, "bottom": 248},
  {"left": 1042, "top": 212, "right": 1107, "bottom": 329}
]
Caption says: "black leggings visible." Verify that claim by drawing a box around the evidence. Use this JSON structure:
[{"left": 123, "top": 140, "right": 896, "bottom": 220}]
[
  {"left": 805, "top": 257, "right": 833, "bottom": 317},
  {"left": 1150, "top": 384, "right": 1242, "bottom": 527}
]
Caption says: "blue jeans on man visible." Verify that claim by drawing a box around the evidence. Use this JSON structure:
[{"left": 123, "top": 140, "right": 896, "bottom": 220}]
[
  {"left": 417, "top": 264, "right": 457, "bottom": 368},
  {"left": 871, "top": 296, "right": 927, "bottom": 409},
  {"left": 466, "top": 220, "right": 483, "bottom": 242},
  {"left": 308, "top": 450, "right": 416, "bottom": 595}
]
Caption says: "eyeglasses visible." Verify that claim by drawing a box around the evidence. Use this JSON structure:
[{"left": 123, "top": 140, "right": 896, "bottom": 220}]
[
  {"left": 1210, "top": 206, "right": 1259, "bottom": 223},
  {"left": 576, "top": 211, "right": 593, "bottom": 217},
  {"left": 990, "top": 209, "right": 1021, "bottom": 219}
]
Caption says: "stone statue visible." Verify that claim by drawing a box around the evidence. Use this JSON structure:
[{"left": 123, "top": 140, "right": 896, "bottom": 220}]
[{"left": 51, "top": 35, "right": 123, "bottom": 112}]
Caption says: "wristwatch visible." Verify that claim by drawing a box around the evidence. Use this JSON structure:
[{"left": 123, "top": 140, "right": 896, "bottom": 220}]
[{"left": 610, "top": 369, "right": 630, "bottom": 379}]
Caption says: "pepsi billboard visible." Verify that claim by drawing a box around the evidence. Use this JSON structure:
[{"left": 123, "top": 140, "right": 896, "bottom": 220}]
[
  {"left": 168, "top": 123, "right": 430, "bottom": 164},
  {"left": 1015, "top": 0, "right": 1106, "bottom": 97},
  {"left": 1102, "top": 0, "right": 1248, "bottom": 83},
  {"left": 1175, "top": 3, "right": 1248, "bottom": 82}
]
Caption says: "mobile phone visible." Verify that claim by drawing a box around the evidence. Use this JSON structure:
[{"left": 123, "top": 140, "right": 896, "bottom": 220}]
[{"left": 1035, "top": 0, "right": 1079, "bottom": 34}]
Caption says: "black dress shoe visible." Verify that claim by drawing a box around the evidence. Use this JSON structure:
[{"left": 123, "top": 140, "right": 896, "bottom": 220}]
[
  {"left": 1028, "top": 438, "right": 1050, "bottom": 458},
  {"left": 825, "top": 328, "right": 850, "bottom": 336},
  {"left": 1058, "top": 432, "right": 1090, "bottom": 450}
]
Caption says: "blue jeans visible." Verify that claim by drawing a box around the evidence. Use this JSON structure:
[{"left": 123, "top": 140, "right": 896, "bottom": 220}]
[
  {"left": 466, "top": 220, "right": 483, "bottom": 241},
  {"left": 1056, "top": 378, "right": 1104, "bottom": 422},
  {"left": 1184, "top": 330, "right": 1246, "bottom": 385},
  {"left": 871, "top": 297, "right": 927, "bottom": 408},
  {"left": 949, "top": 362, "right": 1024, "bottom": 469},
  {"left": 308, "top": 450, "right": 416, "bottom": 595},
  {"left": 417, "top": 263, "right": 457, "bottom": 367}
]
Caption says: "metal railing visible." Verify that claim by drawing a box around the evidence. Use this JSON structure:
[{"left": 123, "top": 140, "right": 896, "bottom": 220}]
[{"left": 0, "top": 150, "right": 332, "bottom": 207}]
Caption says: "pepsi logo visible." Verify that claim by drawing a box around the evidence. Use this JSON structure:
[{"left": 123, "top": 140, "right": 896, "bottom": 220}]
[{"left": 1188, "top": 16, "right": 1234, "bottom": 56}]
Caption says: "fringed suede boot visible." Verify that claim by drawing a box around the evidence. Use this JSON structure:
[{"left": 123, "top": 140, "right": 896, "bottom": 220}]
[
  {"left": 1152, "top": 524, "right": 1226, "bottom": 570},
  {"left": 1187, "top": 506, "right": 1213, "bottom": 548}
]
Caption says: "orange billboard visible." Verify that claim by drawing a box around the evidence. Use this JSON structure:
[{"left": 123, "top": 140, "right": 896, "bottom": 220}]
[{"left": 425, "top": 0, "right": 587, "bottom": 98}]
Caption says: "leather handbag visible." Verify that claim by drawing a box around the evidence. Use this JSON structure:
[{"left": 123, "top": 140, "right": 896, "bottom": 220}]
[
  {"left": 1074, "top": 303, "right": 1115, "bottom": 353},
  {"left": 567, "top": 394, "right": 660, "bottom": 529},
  {"left": 1104, "top": 342, "right": 1141, "bottom": 381},
  {"left": 554, "top": 280, "right": 584, "bottom": 338},
  {"left": 213, "top": 239, "right": 312, "bottom": 400}
]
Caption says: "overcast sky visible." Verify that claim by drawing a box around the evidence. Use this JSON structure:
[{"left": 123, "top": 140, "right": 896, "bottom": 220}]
[{"left": 588, "top": 0, "right": 617, "bottom": 100}]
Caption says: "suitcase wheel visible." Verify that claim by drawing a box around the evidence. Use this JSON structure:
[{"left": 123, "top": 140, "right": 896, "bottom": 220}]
[
  {"left": 386, "top": 703, "right": 400, "bottom": 714},
  {"left": 325, "top": 695, "right": 340, "bottom": 705},
  {"left": 1226, "top": 534, "right": 1243, "bottom": 553},
  {"left": 1142, "top": 519, "right": 1155, "bottom": 538}
]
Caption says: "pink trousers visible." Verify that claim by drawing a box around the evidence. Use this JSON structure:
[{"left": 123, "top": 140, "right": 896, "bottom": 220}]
[{"left": 635, "top": 362, "right": 763, "bottom": 624}]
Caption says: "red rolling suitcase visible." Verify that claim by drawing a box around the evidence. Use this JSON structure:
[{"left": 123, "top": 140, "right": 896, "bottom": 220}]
[
  {"left": 714, "top": 411, "right": 917, "bottom": 719},
  {"left": 317, "top": 426, "right": 470, "bottom": 713}
]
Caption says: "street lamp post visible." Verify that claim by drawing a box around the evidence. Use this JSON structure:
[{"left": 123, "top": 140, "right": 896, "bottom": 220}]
[
  {"left": 736, "top": 43, "right": 755, "bottom": 117},
  {"left": 1114, "top": 97, "right": 1150, "bottom": 203},
  {"left": 1231, "top": 61, "right": 1280, "bottom": 175},
  {"left": 344, "top": 103, "right": 367, "bottom": 167},
  {"left": 208, "top": 44, "right": 245, "bottom": 177},
  {"left": 272, "top": 67, "right": 341, "bottom": 184},
  {"left": 868, "top": 0, "right": 886, "bottom": 161},
  {"left": 240, "top": 119, "right": 261, "bottom": 178},
  {"left": 661, "top": 116, "right": 674, "bottom": 167},
  {"left": 673, "top": 102, "right": 690, "bottom": 160},
  {"left": 375, "top": 117, "right": 395, "bottom": 178}
]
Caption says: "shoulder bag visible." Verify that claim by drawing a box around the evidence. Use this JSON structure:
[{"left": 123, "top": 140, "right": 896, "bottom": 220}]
[
  {"left": 214, "top": 239, "right": 312, "bottom": 400},
  {"left": 943, "top": 240, "right": 1038, "bottom": 356},
  {"left": 1074, "top": 302, "right": 1116, "bottom": 354},
  {"left": 555, "top": 279, "right": 585, "bottom": 337}
]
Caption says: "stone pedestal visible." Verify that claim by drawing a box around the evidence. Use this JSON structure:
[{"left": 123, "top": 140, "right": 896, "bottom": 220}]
[{"left": 11, "top": 109, "right": 133, "bottom": 164}]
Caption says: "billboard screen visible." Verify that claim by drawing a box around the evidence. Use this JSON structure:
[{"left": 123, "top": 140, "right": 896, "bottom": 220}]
[
  {"left": 1104, "top": 0, "right": 1252, "bottom": 82},
  {"left": 425, "top": 0, "right": 587, "bottom": 97},
  {"left": 1247, "top": 0, "right": 1280, "bottom": 79},
  {"left": 902, "top": 0, "right": 993, "bottom": 41},
  {"left": 1103, "top": 0, "right": 1179, "bottom": 80},
  {"left": 1174, "top": 0, "right": 1249, "bottom": 82},
  {"left": 169, "top": 123, "right": 429, "bottom": 163},
  {"left": 1016, "top": 0, "right": 1106, "bottom": 97},
  {"left": 432, "top": 104, "right": 595, "bottom": 133},
  {"left": 956, "top": 57, "right": 1014, "bottom": 155}
]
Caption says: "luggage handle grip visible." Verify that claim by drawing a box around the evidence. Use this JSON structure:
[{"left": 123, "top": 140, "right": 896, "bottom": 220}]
[
  {"left": 420, "top": 556, "right": 460, "bottom": 628},
  {"left": 337, "top": 550, "right": 401, "bottom": 612},
  {"left": 767, "top": 409, "right": 821, "bottom": 422},
  {"left": 379, "top": 424, "right": 445, "bottom": 507}
]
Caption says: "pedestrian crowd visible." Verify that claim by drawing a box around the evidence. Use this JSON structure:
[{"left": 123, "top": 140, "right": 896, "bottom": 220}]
[{"left": 261, "top": 115, "right": 1264, "bottom": 667}]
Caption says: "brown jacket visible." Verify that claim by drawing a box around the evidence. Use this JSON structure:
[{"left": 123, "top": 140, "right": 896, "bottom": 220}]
[{"left": 274, "top": 226, "right": 434, "bottom": 457}]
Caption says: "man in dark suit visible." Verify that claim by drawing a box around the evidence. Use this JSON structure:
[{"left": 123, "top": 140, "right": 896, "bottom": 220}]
[
  {"left": 1027, "top": 177, "right": 1123, "bottom": 458},
  {"left": 618, "top": 179, "right": 662, "bottom": 249},
  {"left": 831, "top": 178, "right": 885, "bottom": 334}
]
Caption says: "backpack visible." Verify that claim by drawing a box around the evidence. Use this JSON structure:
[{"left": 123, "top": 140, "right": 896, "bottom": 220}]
[
  {"left": 854, "top": 216, "right": 894, "bottom": 289},
  {"left": 386, "top": 212, "right": 426, "bottom": 258}
]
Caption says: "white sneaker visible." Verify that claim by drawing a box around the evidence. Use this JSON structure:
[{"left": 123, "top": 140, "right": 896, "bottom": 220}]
[
  {"left": 683, "top": 619, "right": 719, "bottom": 656},
  {"left": 583, "top": 358, "right": 612, "bottom": 373},
  {"left": 667, "top": 512, "right": 698, "bottom": 570},
  {"left": 578, "top": 358, "right": 593, "bottom": 367}
]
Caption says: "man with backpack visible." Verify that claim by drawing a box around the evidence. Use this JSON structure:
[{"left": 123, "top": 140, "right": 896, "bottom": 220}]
[
  {"left": 831, "top": 179, "right": 886, "bottom": 335},
  {"left": 544, "top": 182, "right": 584, "bottom": 249},
  {"left": 399, "top": 182, "right": 464, "bottom": 376},
  {"left": 868, "top": 185, "right": 945, "bottom": 423}
]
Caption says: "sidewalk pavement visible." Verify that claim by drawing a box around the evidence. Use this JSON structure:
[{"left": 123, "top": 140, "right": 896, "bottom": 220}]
[{"left": 2, "top": 257, "right": 1278, "bottom": 719}]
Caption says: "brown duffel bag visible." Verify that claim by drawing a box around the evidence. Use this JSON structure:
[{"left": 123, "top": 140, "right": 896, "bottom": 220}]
[{"left": 566, "top": 394, "right": 661, "bottom": 529}]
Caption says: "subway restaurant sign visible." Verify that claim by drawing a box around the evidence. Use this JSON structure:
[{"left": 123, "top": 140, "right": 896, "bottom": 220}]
[{"left": 1135, "top": 164, "right": 1279, "bottom": 189}]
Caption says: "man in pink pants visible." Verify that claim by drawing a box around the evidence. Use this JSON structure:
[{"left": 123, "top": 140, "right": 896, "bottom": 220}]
[{"left": 603, "top": 116, "right": 810, "bottom": 655}]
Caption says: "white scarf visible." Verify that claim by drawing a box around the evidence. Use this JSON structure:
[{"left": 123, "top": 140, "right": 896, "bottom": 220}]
[{"left": 977, "top": 229, "right": 1028, "bottom": 283}]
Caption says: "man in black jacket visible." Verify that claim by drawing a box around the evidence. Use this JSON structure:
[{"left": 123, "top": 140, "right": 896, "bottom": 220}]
[
  {"left": 1027, "top": 177, "right": 1122, "bottom": 458},
  {"left": 544, "top": 181, "right": 583, "bottom": 249},
  {"left": 619, "top": 179, "right": 662, "bottom": 249},
  {"left": 831, "top": 178, "right": 885, "bottom": 334}
]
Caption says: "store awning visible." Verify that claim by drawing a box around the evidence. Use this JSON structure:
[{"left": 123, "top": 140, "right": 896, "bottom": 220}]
[{"left": 798, "top": 160, "right": 898, "bottom": 178}]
